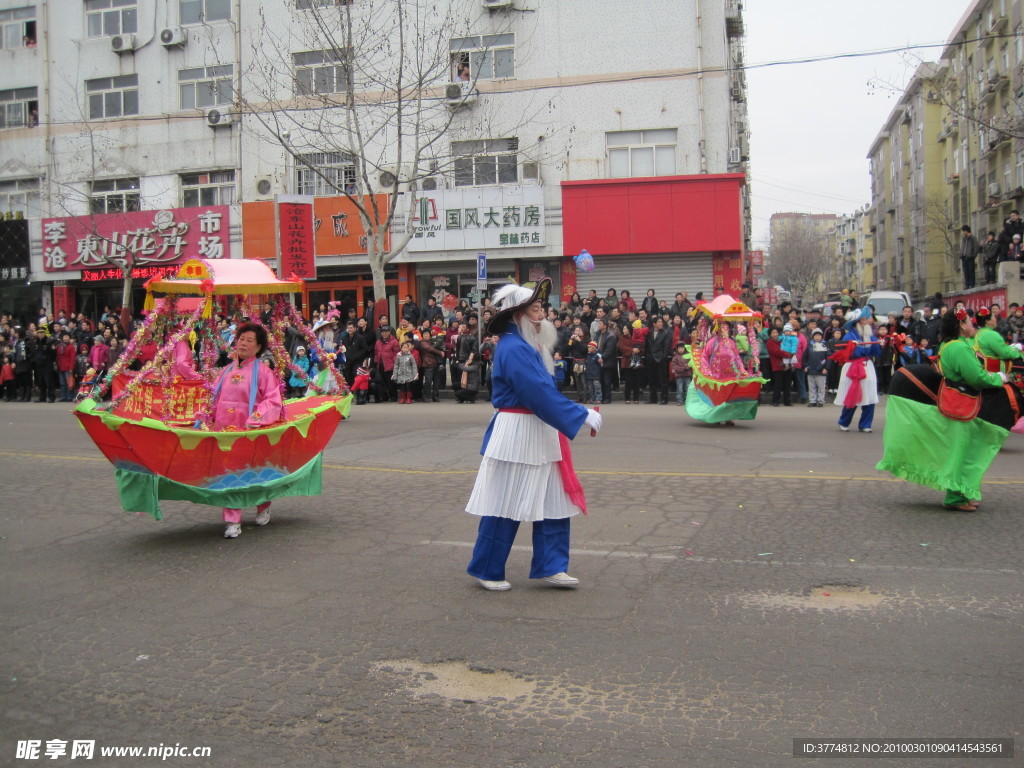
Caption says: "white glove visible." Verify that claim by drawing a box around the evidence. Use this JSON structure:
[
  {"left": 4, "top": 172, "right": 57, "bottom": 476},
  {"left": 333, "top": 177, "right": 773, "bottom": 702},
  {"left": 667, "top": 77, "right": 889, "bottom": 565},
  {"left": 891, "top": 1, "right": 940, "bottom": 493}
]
[
  {"left": 998, "top": 371, "right": 1009, "bottom": 383},
  {"left": 584, "top": 408, "right": 603, "bottom": 433},
  {"left": 1012, "top": 343, "right": 1023, "bottom": 352}
]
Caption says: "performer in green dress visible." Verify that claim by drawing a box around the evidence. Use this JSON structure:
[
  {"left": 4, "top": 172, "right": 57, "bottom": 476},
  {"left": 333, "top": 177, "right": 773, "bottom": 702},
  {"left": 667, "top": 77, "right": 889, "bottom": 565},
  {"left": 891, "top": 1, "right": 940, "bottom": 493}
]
[
  {"left": 877, "top": 308, "right": 1019, "bottom": 511},
  {"left": 972, "top": 306, "right": 1024, "bottom": 375}
]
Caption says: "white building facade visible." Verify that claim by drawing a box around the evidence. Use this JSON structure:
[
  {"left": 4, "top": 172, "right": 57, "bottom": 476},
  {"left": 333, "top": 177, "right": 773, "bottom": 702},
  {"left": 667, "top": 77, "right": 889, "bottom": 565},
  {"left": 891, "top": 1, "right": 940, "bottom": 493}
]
[{"left": 0, "top": 0, "right": 749, "bottom": 322}]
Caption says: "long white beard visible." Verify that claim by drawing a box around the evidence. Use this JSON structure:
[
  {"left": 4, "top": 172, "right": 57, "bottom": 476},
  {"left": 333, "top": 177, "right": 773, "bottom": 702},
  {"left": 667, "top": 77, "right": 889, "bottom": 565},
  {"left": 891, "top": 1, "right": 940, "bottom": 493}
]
[
  {"left": 859, "top": 322, "right": 873, "bottom": 342},
  {"left": 517, "top": 316, "right": 556, "bottom": 375}
]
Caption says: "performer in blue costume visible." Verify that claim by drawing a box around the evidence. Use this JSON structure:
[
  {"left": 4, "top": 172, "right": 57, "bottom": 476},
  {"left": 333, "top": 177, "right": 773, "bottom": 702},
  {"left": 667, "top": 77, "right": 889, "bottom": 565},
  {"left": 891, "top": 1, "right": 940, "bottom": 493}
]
[
  {"left": 466, "top": 278, "right": 603, "bottom": 591},
  {"left": 835, "top": 307, "right": 882, "bottom": 433}
]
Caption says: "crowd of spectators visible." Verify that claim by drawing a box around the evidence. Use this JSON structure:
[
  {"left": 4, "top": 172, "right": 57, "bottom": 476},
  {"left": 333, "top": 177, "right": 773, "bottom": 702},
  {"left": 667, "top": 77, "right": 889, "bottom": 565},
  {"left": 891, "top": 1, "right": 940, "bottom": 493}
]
[{"left": 4, "top": 287, "right": 1023, "bottom": 407}]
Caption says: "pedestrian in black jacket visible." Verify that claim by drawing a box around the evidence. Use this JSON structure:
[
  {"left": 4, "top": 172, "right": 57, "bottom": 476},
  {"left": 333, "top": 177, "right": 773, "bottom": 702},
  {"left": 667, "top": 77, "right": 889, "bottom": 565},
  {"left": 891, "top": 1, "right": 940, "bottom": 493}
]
[{"left": 645, "top": 317, "right": 672, "bottom": 404}]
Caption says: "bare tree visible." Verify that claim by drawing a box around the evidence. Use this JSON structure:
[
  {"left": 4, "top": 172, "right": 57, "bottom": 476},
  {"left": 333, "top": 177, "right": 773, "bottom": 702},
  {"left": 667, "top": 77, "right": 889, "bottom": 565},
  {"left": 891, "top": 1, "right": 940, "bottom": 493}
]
[
  {"left": 768, "top": 218, "right": 829, "bottom": 305},
  {"left": 241, "top": 0, "right": 543, "bottom": 305}
]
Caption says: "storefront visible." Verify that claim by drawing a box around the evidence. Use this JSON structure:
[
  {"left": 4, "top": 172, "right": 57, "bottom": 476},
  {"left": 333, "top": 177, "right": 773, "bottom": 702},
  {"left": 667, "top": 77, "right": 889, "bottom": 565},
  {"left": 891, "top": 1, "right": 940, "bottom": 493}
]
[
  {"left": 560, "top": 174, "right": 747, "bottom": 306},
  {"left": 39, "top": 206, "right": 232, "bottom": 319},
  {"left": 0, "top": 218, "right": 39, "bottom": 325}
]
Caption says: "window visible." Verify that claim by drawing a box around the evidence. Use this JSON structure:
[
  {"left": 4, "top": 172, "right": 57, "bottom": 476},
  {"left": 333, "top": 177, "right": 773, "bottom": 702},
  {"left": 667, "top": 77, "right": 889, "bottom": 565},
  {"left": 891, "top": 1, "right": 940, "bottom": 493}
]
[
  {"left": 606, "top": 129, "right": 677, "bottom": 178},
  {"left": 295, "top": 152, "right": 356, "bottom": 196},
  {"left": 296, "top": 0, "right": 352, "bottom": 8},
  {"left": 90, "top": 178, "right": 140, "bottom": 213},
  {"left": 0, "top": 6, "right": 35, "bottom": 49},
  {"left": 0, "top": 87, "right": 38, "bottom": 129},
  {"left": 0, "top": 178, "right": 40, "bottom": 217},
  {"left": 294, "top": 50, "right": 350, "bottom": 96},
  {"left": 86, "top": 75, "right": 139, "bottom": 119},
  {"left": 449, "top": 34, "right": 514, "bottom": 82},
  {"left": 452, "top": 139, "right": 518, "bottom": 186},
  {"left": 180, "top": 0, "right": 230, "bottom": 24},
  {"left": 181, "top": 170, "right": 235, "bottom": 206},
  {"left": 85, "top": 0, "right": 137, "bottom": 37},
  {"left": 179, "top": 65, "right": 233, "bottom": 109}
]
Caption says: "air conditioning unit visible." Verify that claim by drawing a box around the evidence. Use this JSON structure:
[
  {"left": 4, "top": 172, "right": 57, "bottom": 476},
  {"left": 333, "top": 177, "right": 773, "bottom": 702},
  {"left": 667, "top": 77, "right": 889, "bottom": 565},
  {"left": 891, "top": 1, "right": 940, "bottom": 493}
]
[
  {"left": 521, "top": 161, "right": 540, "bottom": 182},
  {"left": 379, "top": 164, "right": 413, "bottom": 190},
  {"left": 253, "top": 174, "right": 283, "bottom": 201},
  {"left": 988, "top": 183, "right": 1000, "bottom": 197},
  {"left": 729, "top": 147, "right": 742, "bottom": 164},
  {"left": 730, "top": 84, "right": 744, "bottom": 101},
  {"left": 160, "top": 27, "right": 187, "bottom": 47},
  {"left": 444, "top": 81, "right": 477, "bottom": 107},
  {"left": 206, "top": 109, "right": 234, "bottom": 127},
  {"left": 419, "top": 176, "right": 444, "bottom": 191},
  {"left": 482, "top": 0, "right": 513, "bottom": 8},
  {"left": 111, "top": 34, "right": 137, "bottom": 53}
]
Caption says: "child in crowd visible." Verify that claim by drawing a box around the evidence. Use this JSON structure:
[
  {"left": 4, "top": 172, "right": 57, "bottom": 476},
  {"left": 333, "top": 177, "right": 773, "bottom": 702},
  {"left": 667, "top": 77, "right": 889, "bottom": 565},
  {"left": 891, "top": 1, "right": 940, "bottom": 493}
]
[
  {"left": 898, "top": 336, "right": 934, "bottom": 366},
  {"left": 352, "top": 362, "right": 371, "bottom": 405},
  {"left": 825, "top": 328, "right": 844, "bottom": 393},
  {"left": 76, "top": 368, "right": 98, "bottom": 401},
  {"left": 288, "top": 346, "right": 311, "bottom": 398},
  {"left": 670, "top": 341, "right": 692, "bottom": 405},
  {"left": 391, "top": 340, "right": 419, "bottom": 404},
  {"left": 0, "top": 353, "right": 14, "bottom": 401},
  {"left": 805, "top": 329, "right": 829, "bottom": 407},
  {"left": 584, "top": 341, "right": 602, "bottom": 404},
  {"left": 553, "top": 351, "right": 567, "bottom": 391}
]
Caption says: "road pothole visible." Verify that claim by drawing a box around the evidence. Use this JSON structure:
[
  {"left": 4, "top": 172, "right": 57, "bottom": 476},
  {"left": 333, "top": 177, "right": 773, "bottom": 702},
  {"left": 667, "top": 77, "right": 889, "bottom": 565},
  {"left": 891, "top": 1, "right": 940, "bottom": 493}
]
[
  {"left": 737, "top": 584, "right": 888, "bottom": 611},
  {"left": 372, "top": 660, "right": 537, "bottom": 702}
]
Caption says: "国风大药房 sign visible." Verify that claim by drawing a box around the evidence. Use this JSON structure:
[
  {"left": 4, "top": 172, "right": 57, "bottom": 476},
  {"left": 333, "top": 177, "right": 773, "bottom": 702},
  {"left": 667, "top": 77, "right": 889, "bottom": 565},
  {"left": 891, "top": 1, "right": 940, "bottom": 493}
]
[{"left": 405, "top": 186, "right": 544, "bottom": 252}]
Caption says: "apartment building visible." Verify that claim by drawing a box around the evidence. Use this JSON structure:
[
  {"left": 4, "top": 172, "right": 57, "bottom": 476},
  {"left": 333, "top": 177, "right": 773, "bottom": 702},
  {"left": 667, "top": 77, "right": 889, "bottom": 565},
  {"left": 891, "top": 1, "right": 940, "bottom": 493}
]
[
  {"left": 867, "top": 0, "right": 1024, "bottom": 302},
  {"left": 0, "top": 0, "right": 751, "bottom": 323}
]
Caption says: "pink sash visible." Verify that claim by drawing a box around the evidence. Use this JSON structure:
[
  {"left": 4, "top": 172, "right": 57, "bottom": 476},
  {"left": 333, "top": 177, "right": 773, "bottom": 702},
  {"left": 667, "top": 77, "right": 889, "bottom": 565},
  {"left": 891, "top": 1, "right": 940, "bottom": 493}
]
[
  {"left": 498, "top": 407, "right": 587, "bottom": 515},
  {"left": 843, "top": 358, "right": 867, "bottom": 408}
]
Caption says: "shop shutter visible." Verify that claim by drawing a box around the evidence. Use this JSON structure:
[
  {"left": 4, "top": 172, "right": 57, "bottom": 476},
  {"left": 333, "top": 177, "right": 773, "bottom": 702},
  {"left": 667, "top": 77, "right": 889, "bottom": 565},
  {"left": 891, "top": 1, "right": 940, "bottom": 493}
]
[{"left": 573, "top": 253, "right": 714, "bottom": 304}]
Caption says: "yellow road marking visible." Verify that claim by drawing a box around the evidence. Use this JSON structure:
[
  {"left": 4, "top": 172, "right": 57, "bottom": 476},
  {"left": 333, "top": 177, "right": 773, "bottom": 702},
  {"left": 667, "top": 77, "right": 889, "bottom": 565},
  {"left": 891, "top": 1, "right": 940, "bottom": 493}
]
[{"left": 2, "top": 450, "right": 1021, "bottom": 485}]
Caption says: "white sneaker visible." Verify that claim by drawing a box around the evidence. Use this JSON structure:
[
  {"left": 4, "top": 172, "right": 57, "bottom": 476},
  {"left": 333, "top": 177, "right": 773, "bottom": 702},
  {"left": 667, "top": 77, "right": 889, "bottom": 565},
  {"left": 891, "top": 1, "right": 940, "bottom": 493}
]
[
  {"left": 541, "top": 572, "right": 580, "bottom": 587},
  {"left": 838, "top": 425, "right": 849, "bottom": 432},
  {"left": 255, "top": 508, "right": 271, "bottom": 526},
  {"left": 224, "top": 523, "right": 241, "bottom": 538},
  {"left": 477, "top": 579, "right": 511, "bottom": 591},
  {"left": 859, "top": 427, "right": 872, "bottom": 433}
]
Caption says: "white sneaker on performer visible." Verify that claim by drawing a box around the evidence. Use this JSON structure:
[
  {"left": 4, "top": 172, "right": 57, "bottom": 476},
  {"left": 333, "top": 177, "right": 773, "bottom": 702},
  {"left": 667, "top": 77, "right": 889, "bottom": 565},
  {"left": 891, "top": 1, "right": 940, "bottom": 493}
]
[
  {"left": 478, "top": 579, "right": 512, "bottom": 591},
  {"left": 224, "top": 523, "right": 241, "bottom": 539},
  {"left": 838, "top": 425, "right": 849, "bottom": 432},
  {"left": 541, "top": 572, "right": 580, "bottom": 587},
  {"left": 859, "top": 427, "right": 872, "bottom": 433},
  {"left": 255, "top": 508, "right": 271, "bottom": 526}
]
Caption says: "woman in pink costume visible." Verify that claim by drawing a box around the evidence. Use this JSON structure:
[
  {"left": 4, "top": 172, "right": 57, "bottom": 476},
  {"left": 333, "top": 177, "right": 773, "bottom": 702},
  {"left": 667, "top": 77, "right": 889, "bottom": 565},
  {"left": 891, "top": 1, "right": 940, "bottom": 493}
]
[
  {"left": 211, "top": 323, "right": 283, "bottom": 538},
  {"left": 702, "top": 321, "right": 746, "bottom": 380}
]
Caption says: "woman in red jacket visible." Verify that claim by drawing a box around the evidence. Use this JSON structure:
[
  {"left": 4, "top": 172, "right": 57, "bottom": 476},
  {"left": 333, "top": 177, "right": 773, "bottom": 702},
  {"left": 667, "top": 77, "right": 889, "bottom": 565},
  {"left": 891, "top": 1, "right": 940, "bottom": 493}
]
[
  {"left": 55, "top": 331, "right": 77, "bottom": 402},
  {"left": 765, "top": 327, "right": 792, "bottom": 407}
]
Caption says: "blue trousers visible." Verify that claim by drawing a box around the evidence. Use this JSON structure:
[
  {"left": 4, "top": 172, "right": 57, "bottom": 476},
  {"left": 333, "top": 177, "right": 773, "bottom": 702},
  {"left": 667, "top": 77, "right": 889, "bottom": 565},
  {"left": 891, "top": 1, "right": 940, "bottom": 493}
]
[
  {"left": 838, "top": 403, "right": 875, "bottom": 430},
  {"left": 467, "top": 516, "right": 571, "bottom": 581}
]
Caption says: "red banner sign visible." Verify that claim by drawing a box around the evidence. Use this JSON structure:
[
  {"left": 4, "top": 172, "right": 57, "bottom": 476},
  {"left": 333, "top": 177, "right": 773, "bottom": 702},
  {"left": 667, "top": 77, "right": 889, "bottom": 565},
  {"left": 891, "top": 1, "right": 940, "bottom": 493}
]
[
  {"left": 946, "top": 288, "right": 1007, "bottom": 314},
  {"left": 560, "top": 257, "right": 577, "bottom": 304},
  {"left": 81, "top": 264, "right": 180, "bottom": 282},
  {"left": 42, "top": 207, "right": 229, "bottom": 273},
  {"left": 111, "top": 376, "right": 209, "bottom": 423},
  {"left": 712, "top": 253, "right": 745, "bottom": 296},
  {"left": 748, "top": 249, "right": 764, "bottom": 267},
  {"left": 278, "top": 201, "right": 315, "bottom": 279}
]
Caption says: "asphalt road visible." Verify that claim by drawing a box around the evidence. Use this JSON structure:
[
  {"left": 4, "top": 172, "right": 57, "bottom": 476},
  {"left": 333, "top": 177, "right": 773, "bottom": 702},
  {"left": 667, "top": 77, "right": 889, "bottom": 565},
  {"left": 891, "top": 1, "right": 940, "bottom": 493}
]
[{"left": 1, "top": 396, "right": 1022, "bottom": 767}]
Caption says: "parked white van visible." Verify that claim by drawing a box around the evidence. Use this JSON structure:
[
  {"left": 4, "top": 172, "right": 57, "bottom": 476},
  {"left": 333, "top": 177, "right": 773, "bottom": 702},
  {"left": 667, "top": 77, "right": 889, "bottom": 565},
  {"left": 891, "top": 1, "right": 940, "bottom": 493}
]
[{"left": 861, "top": 291, "right": 912, "bottom": 318}]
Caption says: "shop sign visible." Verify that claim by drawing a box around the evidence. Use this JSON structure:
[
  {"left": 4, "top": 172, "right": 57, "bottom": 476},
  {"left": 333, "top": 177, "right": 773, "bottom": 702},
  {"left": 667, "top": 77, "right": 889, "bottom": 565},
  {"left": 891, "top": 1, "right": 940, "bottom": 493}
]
[
  {"left": 41, "top": 207, "right": 229, "bottom": 274},
  {"left": 748, "top": 250, "right": 764, "bottom": 268},
  {"left": 81, "top": 264, "right": 179, "bottom": 282},
  {"left": 712, "top": 253, "right": 744, "bottom": 295},
  {"left": 405, "top": 186, "right": 545, "bottom": 252},
  {"left": 278, "top": 200, "right": 315, "bottom": 279}
]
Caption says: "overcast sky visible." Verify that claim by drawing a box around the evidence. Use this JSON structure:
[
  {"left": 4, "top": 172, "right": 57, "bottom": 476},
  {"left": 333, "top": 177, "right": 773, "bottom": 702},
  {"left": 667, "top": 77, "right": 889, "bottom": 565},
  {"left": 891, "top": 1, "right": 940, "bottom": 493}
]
[{"left": 744, "top": 0, "right": 972, "bottom": 247}]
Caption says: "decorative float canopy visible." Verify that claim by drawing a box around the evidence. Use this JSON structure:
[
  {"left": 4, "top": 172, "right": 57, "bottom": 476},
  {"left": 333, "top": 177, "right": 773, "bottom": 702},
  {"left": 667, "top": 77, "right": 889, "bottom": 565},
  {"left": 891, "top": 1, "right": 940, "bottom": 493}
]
[
  {"left": 695, "top": 294, "right": 761, "bottom": 321},
  {"left": 146, "top": 258, "right": 303, "bottom": 297}
]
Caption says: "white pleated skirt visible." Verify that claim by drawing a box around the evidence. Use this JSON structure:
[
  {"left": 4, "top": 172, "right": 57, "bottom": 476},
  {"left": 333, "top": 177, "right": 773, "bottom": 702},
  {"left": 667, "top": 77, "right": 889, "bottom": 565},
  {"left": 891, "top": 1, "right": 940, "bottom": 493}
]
[
  {"left": 465, "top": 412, "right": 580, "bottom": 522},
  {"left": 836, "top": 360, "right": 879, "bottom": 407}
]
